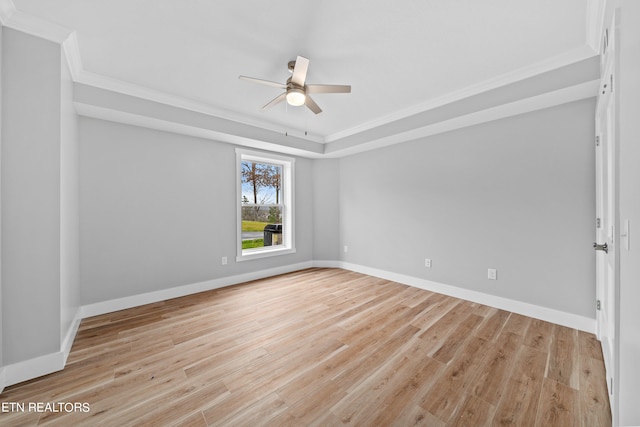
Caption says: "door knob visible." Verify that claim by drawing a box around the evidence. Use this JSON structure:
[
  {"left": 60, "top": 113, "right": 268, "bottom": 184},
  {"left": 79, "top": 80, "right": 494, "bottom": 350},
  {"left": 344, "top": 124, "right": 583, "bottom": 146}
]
[{"left": 593, "top": 242, "right": 608, "bottom": 253}]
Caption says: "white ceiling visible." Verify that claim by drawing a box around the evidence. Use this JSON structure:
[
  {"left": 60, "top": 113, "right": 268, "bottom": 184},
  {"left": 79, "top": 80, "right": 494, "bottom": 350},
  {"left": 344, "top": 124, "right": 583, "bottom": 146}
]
[{"left": 4, "top": 0, "right": 603, "bottom": 157}]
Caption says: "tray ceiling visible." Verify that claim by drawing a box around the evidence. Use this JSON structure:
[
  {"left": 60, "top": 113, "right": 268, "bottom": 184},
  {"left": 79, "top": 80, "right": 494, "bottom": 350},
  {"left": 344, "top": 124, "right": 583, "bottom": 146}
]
[{"left": 3, "top": 0, "right": 603, "bottom": 157}]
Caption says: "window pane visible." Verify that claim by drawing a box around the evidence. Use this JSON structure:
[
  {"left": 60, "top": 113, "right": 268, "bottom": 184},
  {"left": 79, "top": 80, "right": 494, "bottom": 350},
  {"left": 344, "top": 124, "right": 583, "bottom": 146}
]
[
  {"left": 241, "top": 205, "right": 283, "bottom": 250},
  {"left": 237, "top": 149, "right": 294, "bottom": 260},
  {"left": 241, "top": 161, "right": 282, "bottom": 205}
]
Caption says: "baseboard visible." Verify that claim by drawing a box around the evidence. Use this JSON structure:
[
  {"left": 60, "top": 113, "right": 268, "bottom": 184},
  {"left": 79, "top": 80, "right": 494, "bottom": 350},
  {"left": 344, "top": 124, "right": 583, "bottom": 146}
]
[
  {"left": 336, "top": 261, "right": 596, "bottom": 333},
  {"left": 3, "top": 259, "right": 595, "bottom": 389},
  {"left": 80, "top": 261, "right": 315, "bottom": 318},
  {"left": 3, "top": 351, "right": 65, "bottom": 388},
  {"left": 2, "top": 262, "right": 315, "bottom": 389},
  {"left": 1, "top": 307, "right": 82, "bottom": 389},
  {"left": 61, "top": 308, "right": 83, "bottom": 365}
]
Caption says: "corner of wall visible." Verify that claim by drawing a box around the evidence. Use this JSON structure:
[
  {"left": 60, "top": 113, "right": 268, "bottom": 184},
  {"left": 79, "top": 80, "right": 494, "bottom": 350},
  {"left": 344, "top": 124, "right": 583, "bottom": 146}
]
[
  {"left": 341, "top": 262, "right": 596, "bottom": 333},
  {"left": 1, "top": 307, "right": 80, "bottom": 389}
]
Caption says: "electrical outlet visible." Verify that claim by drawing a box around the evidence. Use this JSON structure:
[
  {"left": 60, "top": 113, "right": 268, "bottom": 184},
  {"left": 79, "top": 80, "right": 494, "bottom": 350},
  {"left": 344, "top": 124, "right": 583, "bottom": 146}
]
[
  {"left": 488, "top": 268, "right": 497, "bottom": 280},
  {"left": 221, "top": 256, "right": 228, "bottom": 265},
  {"left": 344, "top": 245, "right": 349, "bottom": 253},
  {"left": 425, "top": 258, "right": 432, "bottom": 268}
]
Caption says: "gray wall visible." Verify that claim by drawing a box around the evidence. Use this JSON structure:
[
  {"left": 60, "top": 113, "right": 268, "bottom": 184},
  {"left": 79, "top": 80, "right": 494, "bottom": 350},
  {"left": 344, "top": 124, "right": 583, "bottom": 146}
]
[
  {"left": 0, "top": 19, "right": 3, "bottom": 374},
  {"left": 615, "top": 1, "right": 640, "bottom": 423},
  {"left": 60, "top": 49, "right": 81, "bottom": 344},
  {"left": 339, "top": 98, "right": 596, "bottom": 318},
  {"left": 312, "top": 159, "right": 341, "bottom": 261},
  {"left": 79, "top": 117, "right": 315, "bottom": 304},
  {"left": 1, "top": 28, "right": 62, "bottom": 363}
]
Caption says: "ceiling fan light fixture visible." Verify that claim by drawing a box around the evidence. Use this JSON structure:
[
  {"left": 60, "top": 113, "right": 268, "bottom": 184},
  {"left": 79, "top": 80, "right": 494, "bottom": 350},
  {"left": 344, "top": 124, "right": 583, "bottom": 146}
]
[
  {"left": 240, "top": 55, "right": 350, "bottom": 114},
  {"left": 286, "top": 88, "right": 306, "bottom": 106}
]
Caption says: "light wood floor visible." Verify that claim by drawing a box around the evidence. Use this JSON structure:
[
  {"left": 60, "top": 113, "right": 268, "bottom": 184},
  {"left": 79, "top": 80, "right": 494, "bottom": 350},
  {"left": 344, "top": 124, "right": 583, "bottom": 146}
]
[{"left": 0, "top": 268, "right": 610, "bottom": 426}]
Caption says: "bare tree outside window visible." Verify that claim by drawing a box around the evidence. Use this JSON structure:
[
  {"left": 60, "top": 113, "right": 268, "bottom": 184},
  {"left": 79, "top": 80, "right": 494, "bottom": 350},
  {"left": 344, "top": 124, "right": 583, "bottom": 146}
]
[{"left": 241, "top": 161, "right": 283, "bottom": 248}]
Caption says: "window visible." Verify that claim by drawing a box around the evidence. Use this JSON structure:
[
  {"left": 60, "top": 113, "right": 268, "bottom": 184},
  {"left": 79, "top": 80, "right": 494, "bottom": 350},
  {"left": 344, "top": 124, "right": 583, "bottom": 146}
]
[{"left": 236, "top": 149, "right": 295, "bottom": 261}]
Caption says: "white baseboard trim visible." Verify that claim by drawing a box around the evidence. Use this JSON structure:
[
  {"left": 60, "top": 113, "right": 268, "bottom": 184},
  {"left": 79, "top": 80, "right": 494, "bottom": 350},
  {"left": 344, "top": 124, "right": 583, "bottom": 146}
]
[
  {"left": 61, "top": 309, "right": 83, "bottom": 365},
  {"left": 2, "top": 262, "right": 315, "bottom": 389},
  {"left": 3, "top": 259, "right": 595, "bottom": 390},
  {"left": 80, "top": 261, "right": 314, "bottom": 318},
  {"left": 3, "top": 352, "right": 65, "bottom": 388},
  {"left": 2, "top": 308, "right": 82, "bottom": 389},
  {"left": 335, "top": 261, "right": 596, "bottom": 333}
]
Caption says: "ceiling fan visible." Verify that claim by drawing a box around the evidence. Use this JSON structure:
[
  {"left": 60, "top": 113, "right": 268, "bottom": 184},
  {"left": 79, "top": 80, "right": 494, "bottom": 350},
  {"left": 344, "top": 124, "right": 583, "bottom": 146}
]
[{"left": 239, "top": 56, "right": 351, "bottom": 115}]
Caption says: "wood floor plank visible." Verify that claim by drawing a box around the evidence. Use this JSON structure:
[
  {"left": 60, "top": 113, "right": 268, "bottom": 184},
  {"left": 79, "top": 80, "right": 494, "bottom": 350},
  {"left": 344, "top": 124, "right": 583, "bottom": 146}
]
[
  {"left": 392, "top": 405, "right": 445, "bottom": 427},
  {"left": 0, "top": 268, "right": 609, "bottom": 426},
  {"left": 269, "top": 380, "right": 346, "bottom": 426},
  {"left": 535, "top": 378, "right": 580, "bottom": 427},
  {"left": 431, "top": 313, "right": 484, "bottom": 364},
  {"left": 448, "top": 393, "right": 496, "bottom": 427},
  {"left": 524, "top": 319, "right": 555, "bottom": 351},
  {"left": 475, "top": 308, "right": 511, "bottom": 342},
  {"left": 331, "top": 324, "right": 421, "bottom": 395},
  {"left": 500, "top": 312, "right": 531, "bottom": 339},
  {"left": 208, "top": 391, "right": 287, "bottom": 427},
  {"left": 106, "top": 378, "right": 229, "bottom": 427},
  {"left": 578, "top": 330, "right": 604, "bottom": 361},
  {"left": 491, "top": 345, "right": 548, "bottom": 426},
  {"left": 578, "top": 343, "right": 611, "bottom": 427},
  {"left": 471, "top": 331, "right": 521, "bottom": 406},
  {"left": 418, "top": 335, "right": 490, "bottom": 421},
  {"left": 547, "top": 325, "right": 580, "bottom": 389},
  {"left": 363, "top": 355, "right": 445, "bottom": 426},
  {"left": 170, "top": 411, "right": 208, "bottom": 427}
]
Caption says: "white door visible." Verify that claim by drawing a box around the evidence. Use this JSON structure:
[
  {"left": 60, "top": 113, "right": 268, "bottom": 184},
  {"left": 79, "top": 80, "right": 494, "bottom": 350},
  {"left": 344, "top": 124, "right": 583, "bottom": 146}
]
[{"left": 595, "top": 18, "right": 618, "bottom": 413}]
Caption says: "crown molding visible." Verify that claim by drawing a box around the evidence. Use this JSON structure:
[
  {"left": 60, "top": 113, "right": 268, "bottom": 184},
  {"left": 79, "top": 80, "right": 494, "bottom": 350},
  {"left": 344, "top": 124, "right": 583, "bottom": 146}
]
[
  {"left": 1, "top": 1, "right": 84, "bottom": 89},
  {"left": 1, "top": 6, "right": 73, "bottom": 44},
  {"left": 61, "top": 32, "right": 83, "bottom": 80},
  {"left": 324, "top": 80, "right": 598, "bottom": 158},
  {"left": 4, "top": 3, "right": 601, "bottom": 160},
  {"left": 1, "top": 5, "right": 319, "bottom": 145},
  {"left": 0, "top": 0, "right": 15, "bottom": 25},
  {"left": 75, "top": 102, "right": 326, "bottom": 159},
  {"left": 325, "top": 46, "right": 597, "bottom": 143},
  {"left": 75, "top": 71, "right": 325, "bottom": 144}
]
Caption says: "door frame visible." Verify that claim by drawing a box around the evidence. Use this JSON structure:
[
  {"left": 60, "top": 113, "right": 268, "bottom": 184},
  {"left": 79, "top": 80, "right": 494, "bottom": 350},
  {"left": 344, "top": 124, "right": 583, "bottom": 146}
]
[{"left": 595, "top": 10, "right": 620, "bottom": 426}]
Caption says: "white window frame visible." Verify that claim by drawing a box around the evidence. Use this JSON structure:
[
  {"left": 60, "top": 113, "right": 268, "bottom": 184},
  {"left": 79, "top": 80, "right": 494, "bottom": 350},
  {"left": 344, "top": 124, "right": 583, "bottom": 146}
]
[{"left": 236, "top": 148, "right": 295, "bottom": 261}]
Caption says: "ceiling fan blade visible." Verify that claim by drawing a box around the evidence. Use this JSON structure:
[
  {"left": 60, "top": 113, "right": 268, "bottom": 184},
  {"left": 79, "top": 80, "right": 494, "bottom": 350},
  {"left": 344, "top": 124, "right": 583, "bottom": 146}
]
[
  {"left": 239, "top": 76, "right": 286, "bottom": 89},
  {"left": 262, "top": 92, "right": 287, "bottom": 110},
  {"left": 305, "top": 95, "right": 322, "bottom": 115},
  {"left": 291, "top": 56, "right": 310, "bottom": 87},
  {"left": 306, "top": 84, "right": 351, "bottom": 94}
]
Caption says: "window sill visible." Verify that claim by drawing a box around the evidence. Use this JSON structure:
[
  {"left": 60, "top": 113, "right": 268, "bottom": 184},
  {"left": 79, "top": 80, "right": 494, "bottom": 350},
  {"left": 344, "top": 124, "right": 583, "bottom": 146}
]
[{"left": 236, "top": 247, "right": 296, "bottom": 262}]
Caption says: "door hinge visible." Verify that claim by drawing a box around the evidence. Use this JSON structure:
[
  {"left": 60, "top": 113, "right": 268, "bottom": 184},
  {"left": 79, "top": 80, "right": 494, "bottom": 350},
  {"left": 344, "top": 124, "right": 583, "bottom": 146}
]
[
  {"left": 596, "top": 136, "right": 600, "bottom": 147},
  {"left": 597, "top": 299, "right": 601, "bottom": 310},
  {"left": 610, "top": 377, "right": 613, "bottom": 395},
  {"left": 597, "top": 218, "right": 601, "bottom": 228}
]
